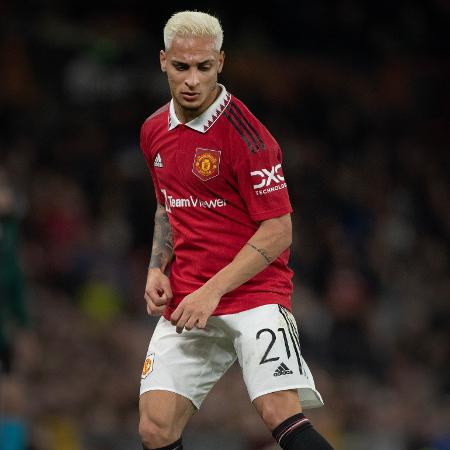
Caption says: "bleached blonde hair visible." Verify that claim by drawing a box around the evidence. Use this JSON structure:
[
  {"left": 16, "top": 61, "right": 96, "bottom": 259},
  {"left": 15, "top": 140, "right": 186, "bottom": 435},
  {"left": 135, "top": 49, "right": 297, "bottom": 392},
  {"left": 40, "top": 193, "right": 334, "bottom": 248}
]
[{"left": 164, "top": 11, "right": 223, "bottom": 51}]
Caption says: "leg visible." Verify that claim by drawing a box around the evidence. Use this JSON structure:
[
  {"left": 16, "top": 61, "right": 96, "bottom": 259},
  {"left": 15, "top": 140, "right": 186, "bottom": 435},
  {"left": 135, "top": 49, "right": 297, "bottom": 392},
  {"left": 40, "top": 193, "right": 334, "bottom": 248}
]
[
  {"left": 139, "top": 318, "right": 236, "bottom": 448},
  {"left": 254, "top": 389, "right": 333, "bottom": 449},
  {"left": 253, "top": 389, "right": 301, "bottom": 430},
  {"left": 139, "top": 390, "right": 195, "bottom": 449}
]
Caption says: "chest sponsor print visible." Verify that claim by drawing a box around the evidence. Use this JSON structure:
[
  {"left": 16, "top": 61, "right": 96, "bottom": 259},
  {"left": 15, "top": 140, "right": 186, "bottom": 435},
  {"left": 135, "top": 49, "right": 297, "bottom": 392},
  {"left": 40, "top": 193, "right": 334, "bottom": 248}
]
[
  {"left": 192, "top": 148, "right": 221, "bottom": 181},
  {"left": 160, "top": 189, "right": 227, "bottom": 213}
]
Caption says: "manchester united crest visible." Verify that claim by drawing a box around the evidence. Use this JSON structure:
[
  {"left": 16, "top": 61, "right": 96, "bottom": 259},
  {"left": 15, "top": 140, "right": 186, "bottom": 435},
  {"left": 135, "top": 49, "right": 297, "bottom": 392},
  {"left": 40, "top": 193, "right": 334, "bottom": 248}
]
[
  {"left": 192, "top": 148, "right": 221, "bottom": 181},
  {"left": 141, "top": 353, "right": 155, "bottom": 379}
]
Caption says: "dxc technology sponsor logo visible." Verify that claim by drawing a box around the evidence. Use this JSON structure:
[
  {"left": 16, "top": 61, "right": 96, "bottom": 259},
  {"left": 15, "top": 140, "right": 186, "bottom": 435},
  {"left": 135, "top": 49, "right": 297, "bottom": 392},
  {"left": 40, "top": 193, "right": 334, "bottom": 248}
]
[{"left": 250, "top": 164, "right": 287, "bottom": 196}]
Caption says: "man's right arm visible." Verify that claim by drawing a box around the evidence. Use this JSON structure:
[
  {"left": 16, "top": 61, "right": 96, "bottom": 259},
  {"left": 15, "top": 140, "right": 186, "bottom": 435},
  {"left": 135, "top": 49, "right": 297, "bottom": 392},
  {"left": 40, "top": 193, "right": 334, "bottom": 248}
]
[
  {"left": 145, "top": 203, "right": 174, "bottom": 315},
  {"left": 149, "top": 203, "right": 173, "bottom": 272}
]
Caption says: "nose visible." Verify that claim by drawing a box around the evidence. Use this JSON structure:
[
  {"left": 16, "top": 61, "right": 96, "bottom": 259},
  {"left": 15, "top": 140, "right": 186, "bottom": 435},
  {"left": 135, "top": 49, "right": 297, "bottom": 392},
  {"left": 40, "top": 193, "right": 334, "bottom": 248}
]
[{"left": 185, "top": 68, "right": 200, "bottom": 89}]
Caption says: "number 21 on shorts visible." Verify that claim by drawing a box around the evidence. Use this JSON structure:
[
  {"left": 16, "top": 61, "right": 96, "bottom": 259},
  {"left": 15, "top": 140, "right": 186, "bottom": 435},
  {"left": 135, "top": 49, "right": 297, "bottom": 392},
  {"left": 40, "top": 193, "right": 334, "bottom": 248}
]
[{"left": 256, "top": 327, "right": 303, "bottom": 374}]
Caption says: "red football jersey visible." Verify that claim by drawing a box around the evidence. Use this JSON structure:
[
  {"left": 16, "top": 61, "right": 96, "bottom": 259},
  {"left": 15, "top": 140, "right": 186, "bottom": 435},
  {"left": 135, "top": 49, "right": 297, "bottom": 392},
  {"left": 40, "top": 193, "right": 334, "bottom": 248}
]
[{"left": 140, "top": 85, "right": 294, "bottom": 317}]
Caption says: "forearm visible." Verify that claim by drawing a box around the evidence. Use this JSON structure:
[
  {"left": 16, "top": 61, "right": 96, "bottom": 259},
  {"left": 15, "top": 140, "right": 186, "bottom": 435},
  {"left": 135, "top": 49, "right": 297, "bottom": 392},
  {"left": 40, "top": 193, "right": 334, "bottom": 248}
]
[
  {"left": 204, "top": 214, "right": 292, "bottom": 297},
  {"left": 149, "top": 203, "right": 174, "bottom": 273}
]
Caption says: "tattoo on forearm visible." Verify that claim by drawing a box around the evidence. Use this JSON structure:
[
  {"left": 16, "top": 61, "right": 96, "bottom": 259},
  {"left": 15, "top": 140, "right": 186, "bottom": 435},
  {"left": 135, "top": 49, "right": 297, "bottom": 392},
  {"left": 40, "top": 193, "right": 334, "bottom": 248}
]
[
  {"left": 149, "top": 205, "right": 173, "bottom": 271},
  {"left": 246, "top": 242, "right": 274, "bottom": 264}
]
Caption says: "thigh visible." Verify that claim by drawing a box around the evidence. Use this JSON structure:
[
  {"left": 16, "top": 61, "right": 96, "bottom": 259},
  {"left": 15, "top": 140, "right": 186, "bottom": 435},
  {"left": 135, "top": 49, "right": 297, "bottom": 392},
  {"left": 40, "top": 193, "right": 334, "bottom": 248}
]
[
  {"left": 140, "top": 316, "right": 237, "bottom": 409},
  {"left": 227, "top": 304, "right": 324, "bottom": 409}
]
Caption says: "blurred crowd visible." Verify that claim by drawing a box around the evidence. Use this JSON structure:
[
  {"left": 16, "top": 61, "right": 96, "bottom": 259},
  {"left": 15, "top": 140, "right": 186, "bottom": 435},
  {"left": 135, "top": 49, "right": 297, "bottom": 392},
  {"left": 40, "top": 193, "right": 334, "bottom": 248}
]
[{"left": 0, "top": 1, "right": 448, "bottom": 450}]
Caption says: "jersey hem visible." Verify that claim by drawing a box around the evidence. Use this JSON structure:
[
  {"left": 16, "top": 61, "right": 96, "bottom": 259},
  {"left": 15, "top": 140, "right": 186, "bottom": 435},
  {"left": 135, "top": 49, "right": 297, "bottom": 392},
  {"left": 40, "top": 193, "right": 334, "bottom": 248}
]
[{"left": 163, "top": 296, "right": 291, "bottom": 321}]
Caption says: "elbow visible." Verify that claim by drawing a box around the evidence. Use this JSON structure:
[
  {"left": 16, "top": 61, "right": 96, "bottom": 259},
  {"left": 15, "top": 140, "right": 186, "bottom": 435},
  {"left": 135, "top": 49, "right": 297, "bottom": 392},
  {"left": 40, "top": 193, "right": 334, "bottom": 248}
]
[
  {"left": 285, "top": 233, "right": 292, "bottom": 249},
  {"left": 274, "top": 214, "right": 292, "bottom": 250},
  {"left": 259, "top": 214, "right": 293, "bottom": 255},
  {"left": 281, "top": 224, "right": 292, "bottom": 250}
]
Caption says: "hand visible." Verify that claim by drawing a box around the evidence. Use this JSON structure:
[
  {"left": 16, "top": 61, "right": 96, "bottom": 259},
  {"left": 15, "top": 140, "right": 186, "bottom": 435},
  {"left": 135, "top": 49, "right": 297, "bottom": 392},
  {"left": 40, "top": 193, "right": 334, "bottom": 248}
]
[
  {"left": 170, "top": 285, "right": 221, "bottom": 334},
  {"left": 144, "top": 268, "right": 173, "bottom": 315}
]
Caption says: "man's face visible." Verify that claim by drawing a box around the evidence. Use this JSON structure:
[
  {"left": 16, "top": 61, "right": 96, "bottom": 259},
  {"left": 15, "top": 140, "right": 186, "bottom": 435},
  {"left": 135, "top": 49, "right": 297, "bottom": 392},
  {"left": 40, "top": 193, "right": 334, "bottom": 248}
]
[{"left": 160, "top": 35, "right": 224, "bottom": 121}]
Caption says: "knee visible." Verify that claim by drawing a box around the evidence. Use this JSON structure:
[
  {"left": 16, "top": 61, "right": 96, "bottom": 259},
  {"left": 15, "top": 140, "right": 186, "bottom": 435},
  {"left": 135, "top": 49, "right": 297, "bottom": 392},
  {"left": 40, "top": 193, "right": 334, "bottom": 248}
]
[
  {"left": 254, "top": 391, "right": 302, "bottom": 431},
  {"left": 139, "top": 415, "right": 178, "bottom": 448},
  {"left": 259, "top": 401, "right": 286, "bottom": 431}
]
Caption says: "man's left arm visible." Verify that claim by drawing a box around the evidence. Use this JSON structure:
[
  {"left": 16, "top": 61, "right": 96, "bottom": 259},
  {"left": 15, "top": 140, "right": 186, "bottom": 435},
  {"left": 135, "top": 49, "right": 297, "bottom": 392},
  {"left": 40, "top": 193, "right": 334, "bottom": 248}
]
[{"left": 170, "top": 213, "right": 292, "bottom": 333}]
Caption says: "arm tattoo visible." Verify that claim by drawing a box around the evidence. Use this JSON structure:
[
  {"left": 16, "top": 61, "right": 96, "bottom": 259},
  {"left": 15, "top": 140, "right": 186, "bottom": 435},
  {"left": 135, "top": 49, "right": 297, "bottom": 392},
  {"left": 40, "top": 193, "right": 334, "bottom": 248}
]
[
  {"left": 149, "top": 204, "right": 174, "bottom": 272},
  {"left": 246, "top": 242, "right": 274, "bottom": 264}
]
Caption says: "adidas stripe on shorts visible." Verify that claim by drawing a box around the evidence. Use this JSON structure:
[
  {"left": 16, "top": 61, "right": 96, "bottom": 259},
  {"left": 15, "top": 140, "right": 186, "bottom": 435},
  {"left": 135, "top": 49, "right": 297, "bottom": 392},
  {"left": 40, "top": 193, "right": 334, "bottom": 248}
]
[{"left": 140, "top": 304, "right": 324, "bottom": 409}]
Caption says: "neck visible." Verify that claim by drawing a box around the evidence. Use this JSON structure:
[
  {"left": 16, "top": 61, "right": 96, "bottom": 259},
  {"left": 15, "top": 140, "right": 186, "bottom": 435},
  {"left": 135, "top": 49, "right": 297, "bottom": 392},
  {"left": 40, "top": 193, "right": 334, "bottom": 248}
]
[{"left": 175, "top": 84, "right": 221, "bottom": 124}]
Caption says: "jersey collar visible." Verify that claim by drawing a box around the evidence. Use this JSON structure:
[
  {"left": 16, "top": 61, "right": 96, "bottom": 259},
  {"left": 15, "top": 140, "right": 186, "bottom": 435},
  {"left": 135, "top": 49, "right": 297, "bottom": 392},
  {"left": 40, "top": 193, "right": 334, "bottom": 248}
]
[{"left": 168, "top": 84, "right": 231, "bottom": 133}]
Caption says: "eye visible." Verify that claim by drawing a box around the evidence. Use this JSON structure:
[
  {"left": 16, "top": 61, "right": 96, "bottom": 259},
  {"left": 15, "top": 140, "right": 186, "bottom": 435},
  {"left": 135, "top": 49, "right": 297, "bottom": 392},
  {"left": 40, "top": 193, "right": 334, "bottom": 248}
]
[
  {"left": 199, "top": 65, "right": 212, "bottom": 72},
  {"left": 173, "top": 63, "right": 188, "bottom": 71}
]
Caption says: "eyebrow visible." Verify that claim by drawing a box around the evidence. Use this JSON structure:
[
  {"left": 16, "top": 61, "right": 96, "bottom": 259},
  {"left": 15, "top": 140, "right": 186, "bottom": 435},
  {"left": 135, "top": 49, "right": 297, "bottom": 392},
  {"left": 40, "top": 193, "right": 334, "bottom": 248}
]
[{"left": 171, "top": 59, "right": 214, "bottom": 66}]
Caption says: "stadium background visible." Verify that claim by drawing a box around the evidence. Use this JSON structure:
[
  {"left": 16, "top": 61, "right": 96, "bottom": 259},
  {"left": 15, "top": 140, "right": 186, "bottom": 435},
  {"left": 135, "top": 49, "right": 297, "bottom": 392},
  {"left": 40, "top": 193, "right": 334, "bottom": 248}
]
[{"left": 0, "top": 1, "right": 448, "bottom": 449}]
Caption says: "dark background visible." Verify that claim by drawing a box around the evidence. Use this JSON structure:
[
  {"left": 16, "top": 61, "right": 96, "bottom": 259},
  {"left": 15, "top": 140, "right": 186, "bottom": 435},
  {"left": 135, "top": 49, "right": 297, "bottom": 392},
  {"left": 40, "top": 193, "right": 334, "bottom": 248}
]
[{"left": 0, "top": 1, "right": 449, "bottom": 449}]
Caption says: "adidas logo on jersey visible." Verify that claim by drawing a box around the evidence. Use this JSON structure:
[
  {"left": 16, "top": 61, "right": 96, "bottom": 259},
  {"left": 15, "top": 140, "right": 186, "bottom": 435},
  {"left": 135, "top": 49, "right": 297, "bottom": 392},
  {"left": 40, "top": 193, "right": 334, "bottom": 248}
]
[
  {"left": 154, "top": 153, "right": 163, "bottom": 168},
  {"left": 273, "top": 362, "right": 293, "bottom": 377}
]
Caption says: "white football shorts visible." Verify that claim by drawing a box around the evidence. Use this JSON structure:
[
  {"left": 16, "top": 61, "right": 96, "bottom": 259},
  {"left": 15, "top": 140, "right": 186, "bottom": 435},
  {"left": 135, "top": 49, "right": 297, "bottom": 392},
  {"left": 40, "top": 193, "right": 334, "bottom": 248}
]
[{"left": 140, "top": 304, "right": 324, "bottom": 410}]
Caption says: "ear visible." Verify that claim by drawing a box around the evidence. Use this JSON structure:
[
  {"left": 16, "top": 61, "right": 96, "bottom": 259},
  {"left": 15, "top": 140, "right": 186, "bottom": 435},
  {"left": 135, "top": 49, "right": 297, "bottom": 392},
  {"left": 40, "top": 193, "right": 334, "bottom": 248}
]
[
  {"left": 160, "top": 50, "right": 167, "bottom": 72},
  {"left": 217, "top": 51, "right": 225, "bottom": 74}
]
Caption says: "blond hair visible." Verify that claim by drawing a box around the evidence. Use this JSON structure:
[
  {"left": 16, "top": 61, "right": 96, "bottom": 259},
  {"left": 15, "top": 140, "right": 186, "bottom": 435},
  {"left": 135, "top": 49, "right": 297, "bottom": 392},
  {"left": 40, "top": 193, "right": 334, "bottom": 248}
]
[{"left": 163, "top": 11, "right": 223, "bottom": 51}]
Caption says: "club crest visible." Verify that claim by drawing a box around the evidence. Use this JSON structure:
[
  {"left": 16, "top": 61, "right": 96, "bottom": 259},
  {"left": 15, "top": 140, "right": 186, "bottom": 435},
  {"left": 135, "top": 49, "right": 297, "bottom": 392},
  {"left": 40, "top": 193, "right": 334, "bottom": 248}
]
[
  {"left": 141, "top": 353, "right": 155, "bottom": 379},
  {"left": 192, "top": 148, "right": 221, "bottom": 181}
]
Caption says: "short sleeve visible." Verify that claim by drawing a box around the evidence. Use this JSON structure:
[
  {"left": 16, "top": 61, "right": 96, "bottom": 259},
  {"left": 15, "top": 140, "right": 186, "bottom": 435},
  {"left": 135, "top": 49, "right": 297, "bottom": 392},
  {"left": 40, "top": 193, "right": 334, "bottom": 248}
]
[
  {"left": 140, "top": 123, "right": 165, "bottom": 205},
  {"left": 232, "top": 131, "right": 292, "bottom": 222}
]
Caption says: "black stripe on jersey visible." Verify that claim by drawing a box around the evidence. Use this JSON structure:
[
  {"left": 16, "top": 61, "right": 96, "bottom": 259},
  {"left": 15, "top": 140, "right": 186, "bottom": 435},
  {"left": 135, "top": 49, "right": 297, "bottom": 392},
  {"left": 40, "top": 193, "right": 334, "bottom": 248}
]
[
  {"left": 229, "top": 101, "right": 266, "bottom": 150},
  {"left": 278, "top": 305, "right": 303, "bottom": 374},
  {"left": 223, "top": 110, "right": 256, "bottom": 153},
  {"left": 226, "top": 105, "right": 262, "bottom": 152}
]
